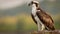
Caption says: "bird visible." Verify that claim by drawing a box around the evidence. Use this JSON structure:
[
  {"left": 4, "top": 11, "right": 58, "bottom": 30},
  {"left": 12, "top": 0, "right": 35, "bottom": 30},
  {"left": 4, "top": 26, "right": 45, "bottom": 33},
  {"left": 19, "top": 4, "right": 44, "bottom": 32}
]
[{"left": 28, "top": 1, "right": 55, "bottom": 31}]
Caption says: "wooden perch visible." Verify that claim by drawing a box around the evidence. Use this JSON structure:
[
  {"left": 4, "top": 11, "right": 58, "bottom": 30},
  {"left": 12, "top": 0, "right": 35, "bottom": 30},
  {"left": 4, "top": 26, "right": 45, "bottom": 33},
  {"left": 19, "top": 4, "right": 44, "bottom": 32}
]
[{"left": 31, "top": 30, "right": 60, "bottom": 34}]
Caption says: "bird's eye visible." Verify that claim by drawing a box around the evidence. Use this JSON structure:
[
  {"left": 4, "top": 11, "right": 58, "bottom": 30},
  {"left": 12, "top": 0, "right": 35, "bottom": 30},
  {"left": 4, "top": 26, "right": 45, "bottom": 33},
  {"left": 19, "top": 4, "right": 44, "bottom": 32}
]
[
  {"left": 34, "top": 3, "right": 38, "bottom": 7},
  {"left": 35, "top": 3, "right": 37, "bottom": 5}
]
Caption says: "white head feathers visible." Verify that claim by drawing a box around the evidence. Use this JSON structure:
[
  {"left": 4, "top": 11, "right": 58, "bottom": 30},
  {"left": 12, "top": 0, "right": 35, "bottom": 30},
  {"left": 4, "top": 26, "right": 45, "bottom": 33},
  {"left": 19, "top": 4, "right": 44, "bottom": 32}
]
[{"left": 33, "top": 1, "right": 39, "bottom": 4}]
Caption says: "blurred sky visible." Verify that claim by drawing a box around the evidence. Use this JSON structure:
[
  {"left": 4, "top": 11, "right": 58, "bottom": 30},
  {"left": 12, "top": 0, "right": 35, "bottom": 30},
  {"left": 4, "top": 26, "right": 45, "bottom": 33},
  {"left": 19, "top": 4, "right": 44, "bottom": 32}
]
[
  {"left": 0, "top": 0, "right": 29, "bottom": 9},
  {"left": 0, "top": 0, "right": 56, "bottom": 10}
]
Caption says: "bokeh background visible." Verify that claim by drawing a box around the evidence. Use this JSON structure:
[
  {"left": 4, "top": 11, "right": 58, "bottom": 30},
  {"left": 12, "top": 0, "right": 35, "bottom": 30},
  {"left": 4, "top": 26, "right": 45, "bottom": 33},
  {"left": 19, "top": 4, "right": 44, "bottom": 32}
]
[{"left": 0, "top": 0, "right": 60, "bottom": 34}]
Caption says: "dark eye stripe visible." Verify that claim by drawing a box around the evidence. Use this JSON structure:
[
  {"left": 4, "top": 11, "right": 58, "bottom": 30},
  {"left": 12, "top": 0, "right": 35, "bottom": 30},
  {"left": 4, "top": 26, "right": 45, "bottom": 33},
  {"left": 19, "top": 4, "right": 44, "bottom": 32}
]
[{"left": 34, "top": 3, "right": 38, "bottom": 7}]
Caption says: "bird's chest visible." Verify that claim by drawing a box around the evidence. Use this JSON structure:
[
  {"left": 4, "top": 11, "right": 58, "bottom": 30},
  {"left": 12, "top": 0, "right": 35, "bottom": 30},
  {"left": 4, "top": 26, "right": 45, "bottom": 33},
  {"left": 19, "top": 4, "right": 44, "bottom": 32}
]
[
  {"left": 32, "top": 8, "right": 37, "bottom": 16},
  {"left": 32, "top": 12, "right": 40, "bottom": 23},
  {"left": 35, "top": 15, "right": 40, "bottom": 22},
  {"left": 31, "top": 5, "right": 41, "bottom": 23},
  {"left": 32, "top": 9, "right": 39, "bottom": 21},
  {"left": 32, "top": 11, "right": 36, "bottom": 17}
]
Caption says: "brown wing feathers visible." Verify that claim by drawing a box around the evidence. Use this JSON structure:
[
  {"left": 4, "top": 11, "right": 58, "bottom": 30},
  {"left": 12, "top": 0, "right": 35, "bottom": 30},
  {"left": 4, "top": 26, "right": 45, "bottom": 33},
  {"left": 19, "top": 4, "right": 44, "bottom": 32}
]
[{"left": 36, "top": 8, "right": 55, "bottom": 30}]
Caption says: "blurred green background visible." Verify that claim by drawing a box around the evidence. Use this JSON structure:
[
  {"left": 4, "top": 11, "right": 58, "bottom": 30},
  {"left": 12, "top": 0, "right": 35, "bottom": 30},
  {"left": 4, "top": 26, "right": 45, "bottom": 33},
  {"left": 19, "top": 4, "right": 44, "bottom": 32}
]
[{"left": 0, "top": 0, "right": 60, "bottom": 34}]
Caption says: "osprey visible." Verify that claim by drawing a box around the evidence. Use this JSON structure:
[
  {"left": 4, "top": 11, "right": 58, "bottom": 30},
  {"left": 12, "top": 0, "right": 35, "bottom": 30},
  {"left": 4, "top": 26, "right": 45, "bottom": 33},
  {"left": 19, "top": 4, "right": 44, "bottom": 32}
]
[{"left": 28, "top": 1, "right": 55, "bottom": 31}]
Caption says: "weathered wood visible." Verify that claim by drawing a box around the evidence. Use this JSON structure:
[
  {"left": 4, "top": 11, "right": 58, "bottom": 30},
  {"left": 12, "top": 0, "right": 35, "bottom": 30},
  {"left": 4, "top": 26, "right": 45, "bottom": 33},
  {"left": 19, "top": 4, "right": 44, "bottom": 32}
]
[{"left": 31, "top": 30, "right": 60, "bottom": 34}]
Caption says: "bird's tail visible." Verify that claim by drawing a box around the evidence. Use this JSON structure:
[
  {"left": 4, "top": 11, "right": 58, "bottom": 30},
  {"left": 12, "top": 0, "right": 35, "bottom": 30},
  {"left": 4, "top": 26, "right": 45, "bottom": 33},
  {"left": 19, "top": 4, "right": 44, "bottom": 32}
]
[{"left": 45, "top": 26, "right": 55, "bottom": 31}]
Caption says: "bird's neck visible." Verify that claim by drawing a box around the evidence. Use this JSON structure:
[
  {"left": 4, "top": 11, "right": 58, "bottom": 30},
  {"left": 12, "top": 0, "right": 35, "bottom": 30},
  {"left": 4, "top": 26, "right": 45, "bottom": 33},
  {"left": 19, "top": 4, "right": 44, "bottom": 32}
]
[{"left": 32, "top": 4, "right": 37, "bottom": 14}]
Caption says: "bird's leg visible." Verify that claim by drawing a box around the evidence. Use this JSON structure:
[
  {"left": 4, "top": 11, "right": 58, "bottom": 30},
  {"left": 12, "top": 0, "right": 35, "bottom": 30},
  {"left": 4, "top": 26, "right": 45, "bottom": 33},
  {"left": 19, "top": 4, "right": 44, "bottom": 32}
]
[
  {"left": 37, "top": 22, "right": 42, "bottom": 31},
  {"left": 41, "top": 24, "right": 45, "bottom": 31}
]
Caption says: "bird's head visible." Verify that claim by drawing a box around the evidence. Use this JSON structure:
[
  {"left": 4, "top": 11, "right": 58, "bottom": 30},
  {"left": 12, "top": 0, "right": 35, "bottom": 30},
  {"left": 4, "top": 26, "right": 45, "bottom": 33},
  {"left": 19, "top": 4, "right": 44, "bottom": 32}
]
[{"left": 28, "top": 1, "right": 39, "bottom": 7}]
